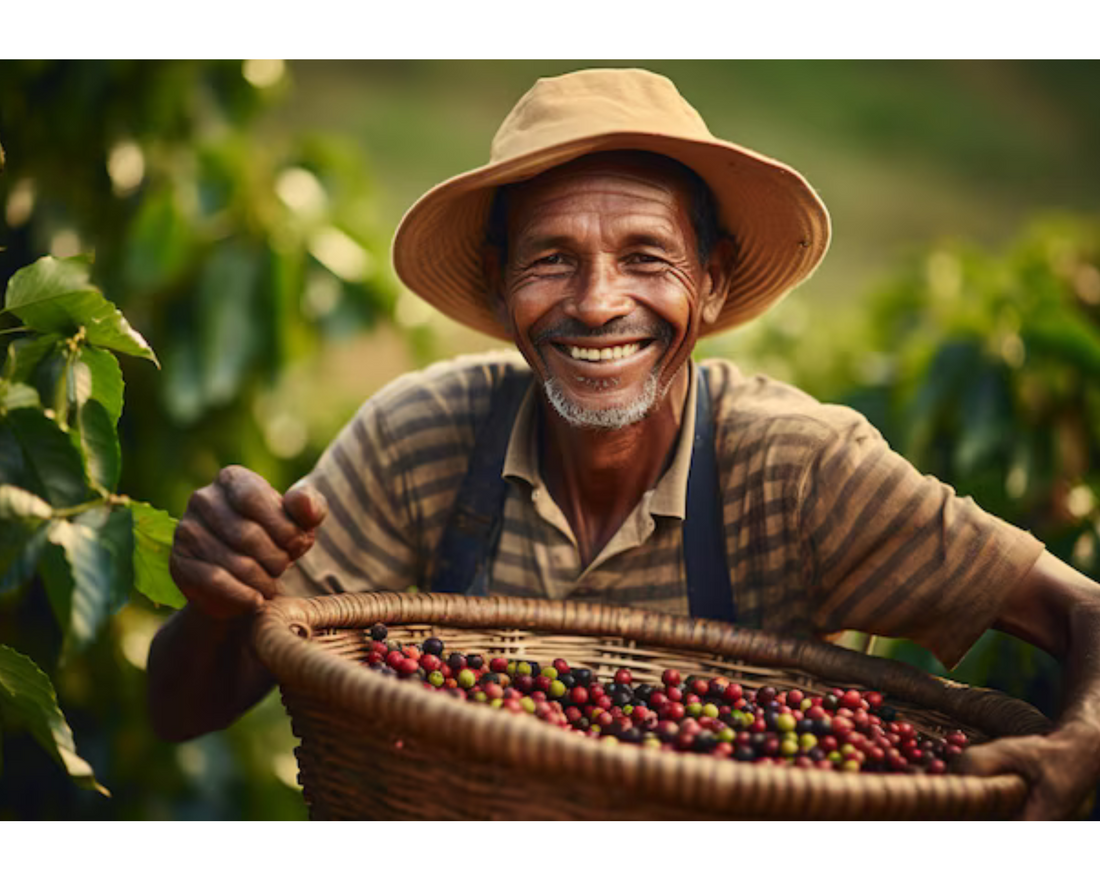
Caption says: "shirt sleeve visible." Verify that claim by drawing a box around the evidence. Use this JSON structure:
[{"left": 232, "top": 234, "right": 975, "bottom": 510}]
[{"left": 799, "top": 412, "right": 1045, "bottom": 668}]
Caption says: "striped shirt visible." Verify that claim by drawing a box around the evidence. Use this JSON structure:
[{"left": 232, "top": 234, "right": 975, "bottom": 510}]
[{"left": 281, "top": 350, "right": 1044, "bottom": 668}]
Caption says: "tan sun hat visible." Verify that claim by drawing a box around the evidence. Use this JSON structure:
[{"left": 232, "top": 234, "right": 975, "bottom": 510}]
[{"left": 392, "top": 67, "right": 831, "bottom": 341}]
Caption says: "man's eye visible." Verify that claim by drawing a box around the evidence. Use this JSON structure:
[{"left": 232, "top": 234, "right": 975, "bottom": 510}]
[
  {"left": 627, "top": 253, "right": 664, "bottom": 265},
  {"left": 533, "top": 254, "right": 566, "bottom": 267}
]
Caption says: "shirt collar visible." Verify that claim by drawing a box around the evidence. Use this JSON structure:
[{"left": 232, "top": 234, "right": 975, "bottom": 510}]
[{"left": 502, "top": 360, "right": 698, "bottom": 521}]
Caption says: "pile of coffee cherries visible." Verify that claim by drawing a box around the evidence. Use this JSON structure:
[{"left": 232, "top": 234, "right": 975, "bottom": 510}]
[{"left": 363, "top": 624, "right": 971, "bottom": 774}]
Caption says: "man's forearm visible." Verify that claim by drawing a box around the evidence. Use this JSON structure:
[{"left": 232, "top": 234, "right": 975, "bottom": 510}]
[
  {"left": 1051, "top": 591, "right": 1100, "bottom": 754},
  {"left": 146, "top": 604, "right": 275, "bottom": 742}
]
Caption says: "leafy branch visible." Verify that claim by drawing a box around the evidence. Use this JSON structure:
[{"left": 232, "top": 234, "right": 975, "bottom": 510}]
[{"left": 1, "top": 255, "right": 184, "bottom": 795}]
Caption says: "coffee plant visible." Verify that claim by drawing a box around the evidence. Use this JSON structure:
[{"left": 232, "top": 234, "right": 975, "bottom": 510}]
[{"left": 0, "top": 253, "right": 184, "bottom": 794}]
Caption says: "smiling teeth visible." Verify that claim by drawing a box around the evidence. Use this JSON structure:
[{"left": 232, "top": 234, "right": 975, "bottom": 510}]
[{"left": 569, "top": 343, "right": 640, "bottom": 362}]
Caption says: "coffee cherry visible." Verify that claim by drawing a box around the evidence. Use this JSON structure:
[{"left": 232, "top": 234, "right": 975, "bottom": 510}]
[
  {"left": 757, "top": 686, "right": 777, "bottom": 704},
  {"left": 456, "top": 668, "right": 476, "bottom": 690},
  {"left": 419, "top": 653, "right": 443, "bottom": 673},
  {"left": 447, "top": 653, "right": 467, "bottom": 671},
  {"left": 421, "top": 637, "right": 444, "bottom": 656},
  {"left": 662, "top": 669, "right": 682, "bottom": 688},
  {"left": 369, "top": 623, "right": 388, "bottom": 642},
  {"left": 514, "top": 674, "right": 534, "bottom": 694}
]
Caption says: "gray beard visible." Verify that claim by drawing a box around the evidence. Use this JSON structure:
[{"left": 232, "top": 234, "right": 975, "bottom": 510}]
[{"left": 542, "top": 372, "right": 661, "bottom": 431}]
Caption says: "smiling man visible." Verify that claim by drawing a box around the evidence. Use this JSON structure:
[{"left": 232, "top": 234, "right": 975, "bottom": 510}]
[{"left": 148, "top": 68, "right": 1100, "bottom": 819}]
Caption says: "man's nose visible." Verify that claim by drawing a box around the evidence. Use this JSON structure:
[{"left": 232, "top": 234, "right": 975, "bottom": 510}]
[{"left": 565, "top": 260, "right": 632, "bottom": 328}]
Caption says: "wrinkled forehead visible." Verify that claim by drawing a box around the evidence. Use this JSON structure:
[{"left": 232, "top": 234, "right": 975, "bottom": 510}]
[{"left": 504, "top": 151, "right": 697, "bottom": 229}]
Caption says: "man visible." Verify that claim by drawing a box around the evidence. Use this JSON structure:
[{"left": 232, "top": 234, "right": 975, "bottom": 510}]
[{"left": 148, "top": 68, "right": 1100, "bottom": 819}]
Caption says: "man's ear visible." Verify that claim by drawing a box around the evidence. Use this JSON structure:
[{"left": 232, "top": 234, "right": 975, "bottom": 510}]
[
  {"left": 482, "top": 245, "right": 510, "bottom": 327},
  {"left": 700, "top": 236, "right": 735, "bottom": 326}
]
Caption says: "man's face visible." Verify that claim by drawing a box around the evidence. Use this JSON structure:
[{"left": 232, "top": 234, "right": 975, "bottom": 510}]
[{"left": 492, "top": 155, "right": 727, "bottom": 430}]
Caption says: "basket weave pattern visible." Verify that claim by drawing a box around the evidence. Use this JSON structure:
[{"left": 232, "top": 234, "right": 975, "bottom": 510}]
[{"left": 254, "top": 592, "right": 1052, "bottom": 820}]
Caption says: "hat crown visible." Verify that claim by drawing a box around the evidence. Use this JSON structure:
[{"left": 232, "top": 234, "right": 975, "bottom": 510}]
[{"left": 490, "top": 68, "right": 714, "bottom": 164}]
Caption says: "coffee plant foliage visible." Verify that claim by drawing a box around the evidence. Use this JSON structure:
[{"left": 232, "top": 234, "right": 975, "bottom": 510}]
[
  {"left": 0, "top": 60, "right": 394, "bottom": 818},
  {"left": 0, "top": 251, "right": 185, "bottom": 794},
  {"left": 713, "top": 213, "right": 1100, "bottom": 717}
]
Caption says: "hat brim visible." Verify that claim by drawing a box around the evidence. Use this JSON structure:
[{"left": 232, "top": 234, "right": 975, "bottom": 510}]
[{"left": 392, "top": 131, "right": 831, "bottom": 342}]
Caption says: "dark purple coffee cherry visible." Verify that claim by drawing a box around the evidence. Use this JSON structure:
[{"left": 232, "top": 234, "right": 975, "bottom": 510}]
[
  {"left": 693, "top": 731, "right": 717, "bottom": 753},
  {"left": 369, "top": 623, "right": 388, "bottom": 642},
  {"left": 422, "top": 637, "right": 444, "bottom": 656}
]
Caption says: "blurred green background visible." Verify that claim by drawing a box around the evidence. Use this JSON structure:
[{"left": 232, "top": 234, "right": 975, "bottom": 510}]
[{"left": 1, "top": 59, "right": 1099, "bottom": 819}]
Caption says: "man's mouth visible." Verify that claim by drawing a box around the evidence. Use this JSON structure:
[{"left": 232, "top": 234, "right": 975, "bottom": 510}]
[{"left": 557, "top": 341, "right": 646, "bottom": 362}]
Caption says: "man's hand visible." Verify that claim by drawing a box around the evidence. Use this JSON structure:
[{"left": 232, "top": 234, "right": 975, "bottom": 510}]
[
  {"left": 169, "top": 465, "right": 328, "bottom": 619},
  {"left": 955, "top": 721, "right": 1100, "bottom": 820}
]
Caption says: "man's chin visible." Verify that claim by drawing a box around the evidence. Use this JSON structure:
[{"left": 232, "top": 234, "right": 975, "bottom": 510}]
[{"left": 542, "top": 374, "right": 660, "bottom": 431}]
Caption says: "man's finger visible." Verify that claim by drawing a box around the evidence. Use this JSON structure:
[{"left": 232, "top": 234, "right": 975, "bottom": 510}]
[
  {"left": 284, "top": 481, "right": 328, "bottom": 532},
  {"left": 169, "top": 554, "right": 267, "bottom": 620},
  {"left": 173, "top": 515, "right": 280, "bottom": 598},
  {"left": 216, "top": 465, "right": 307, "bottom": 552},
  {"left": 186, "top": 488, "right": 293, "bottom": 578}
]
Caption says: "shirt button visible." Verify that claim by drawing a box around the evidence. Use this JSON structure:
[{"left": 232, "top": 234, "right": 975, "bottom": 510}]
[{"left": 531, "top": 489, "right": 540, "bottom": 501}]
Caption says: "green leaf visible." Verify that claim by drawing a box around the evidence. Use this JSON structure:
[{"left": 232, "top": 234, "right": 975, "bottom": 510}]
[
  {"left": 122, "top": 185, "right": 196, "bottom": 290},
  {"left": 74, "top": 505, "right": 134, "bottom": 614},
  {"left": 0, "top": 521, "right": 48, "bottom": 596},
  {"left": 0, "top": 408, "right": 87, "bottom": 507},
  {"left": 1, "top": 333, "right": 61, "bottom": 384},
  {"left": 198, "top": 242, "right": 259, "bottom": 406},
  {"left": 161, "top": 330, "right": 204, "bottom": 424},
  {"left": 76, "top": 399, "right": 121, "bottom": 491},
  {"left": 0, "top": 380, "right": 40, "bottom": 411},
  {"left": 130, "top": 501, "right": 185, "bottom": 608},
  {"left": 75, "top": 346, "right": 124, "bottom": 426},
  {"left": 1023, "top": 312, "right": 1100, "bottom": 379},
  {"left": 0, "top": 483, "right": 53, "bottom": 520},
  {"left": 41, "top": 519, "right": 115, "bottom": 654},
  {"left": 0, "top": 644, "right": 109, "bottom": 795},
  {"left": 3, "top": 256, "right": 159, "bottom": 366}
]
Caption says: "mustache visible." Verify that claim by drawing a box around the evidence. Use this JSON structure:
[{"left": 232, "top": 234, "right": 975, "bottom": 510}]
[{"left": 532, "top": 316, "right": 673, "bottom": 347}]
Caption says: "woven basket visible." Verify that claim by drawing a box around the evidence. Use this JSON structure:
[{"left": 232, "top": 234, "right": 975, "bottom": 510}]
[{"left": 253, "top": 592, "right": 1052, "bottom": 820}]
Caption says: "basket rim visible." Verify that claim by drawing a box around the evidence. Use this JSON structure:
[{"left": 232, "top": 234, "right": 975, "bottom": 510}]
[{"left": 253, "top": 592, "right": 1047, "bottom": 818}]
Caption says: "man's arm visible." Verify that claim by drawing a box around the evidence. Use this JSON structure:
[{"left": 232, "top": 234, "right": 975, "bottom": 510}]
[
  {"left": 146, "top": 466, "right": 327, "bottom": 742},
  {"left": 958, "top": 549, "right": 1100, "bottom": 819},
  {"left": 147, "top": 604, "right": 276, "bottom": 742}
]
